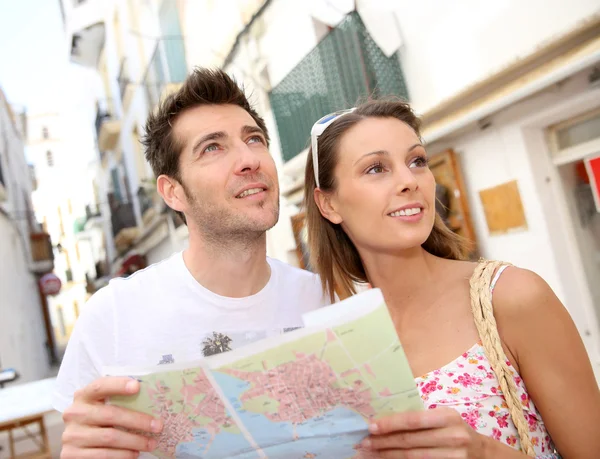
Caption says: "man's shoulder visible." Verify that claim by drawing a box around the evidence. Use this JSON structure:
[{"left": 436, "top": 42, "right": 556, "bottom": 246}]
[
  {"left": 106, "top": 251, "right": 181, "bottom": 292},
  {"left": 267, "top": 257, "right": 328, "bottom": 304},
  {"left": 268, "top": 257, "right": 319, "bottom": 281}
]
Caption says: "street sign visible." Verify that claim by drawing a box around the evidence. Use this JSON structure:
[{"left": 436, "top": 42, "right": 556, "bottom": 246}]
[{"left": 39, "top": 273, "right": 62, "bottom": 296}]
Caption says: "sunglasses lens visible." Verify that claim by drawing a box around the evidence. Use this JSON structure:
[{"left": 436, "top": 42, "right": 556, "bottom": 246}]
[
  {"left": 317, "top": 113, "right": 340, "bottom": 125},
  {"left": 316, "top": 109, "right": 352, "bottom": 125}
]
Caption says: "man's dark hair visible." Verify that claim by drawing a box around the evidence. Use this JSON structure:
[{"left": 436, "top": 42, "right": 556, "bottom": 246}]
[{"left": 142, "top": 67, "right": 270, "bottom": 223}]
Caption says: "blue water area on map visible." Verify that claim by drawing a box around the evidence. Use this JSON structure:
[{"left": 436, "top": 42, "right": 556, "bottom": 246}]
[
  {"left": 211, "top": 372, "right": 370, "bottom": 458},
  {"left": 176, "top": 429, "right": 260, "bottom": 459}
]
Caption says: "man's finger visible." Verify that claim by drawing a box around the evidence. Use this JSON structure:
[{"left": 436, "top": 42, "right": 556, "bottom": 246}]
[
  {"left": 63, "top": 403, "right": 162, "bottom": 434},
  {"left": 363, "top": 426, "right": 470, "bottom": 450},
  {"left": 61, "top": 445, "right": 139, "bottom": 459},
  {"left": 369, "top": 408, "right": 459, "bottom": 435},
  {"left": 62, "top": 425, "right": 157, "bottom": 452},
  {"left": 74, "top": 377, "right": 140, "bottom": 402}
]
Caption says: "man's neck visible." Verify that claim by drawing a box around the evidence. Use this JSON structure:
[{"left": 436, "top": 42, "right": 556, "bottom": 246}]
[{"left": 183, "top": 230, "right": 271, "bottom": 298}]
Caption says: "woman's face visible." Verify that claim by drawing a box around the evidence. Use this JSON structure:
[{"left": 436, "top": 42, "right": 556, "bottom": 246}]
[{"left": 318, "top": 117, "right": 436, "bottom": 255}]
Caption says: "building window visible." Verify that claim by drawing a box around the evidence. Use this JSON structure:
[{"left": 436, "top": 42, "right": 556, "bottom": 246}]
[
  {"left": 42, "top": 126, "right": 49, "bottom": 139},
  {"left": 46, "top": 150, "right": 54, "bottom": 167}
]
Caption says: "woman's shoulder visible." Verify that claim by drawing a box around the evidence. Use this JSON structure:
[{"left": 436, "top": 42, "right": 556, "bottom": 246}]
[
  {"left": 441, "top": 259, "right": 559, "bottom": 330},
  {"left": 489, "top": 264, "right": 556, "bottom": 315},
  {"left": 488, "top": 264, "right": 569, "bottom": 361}
]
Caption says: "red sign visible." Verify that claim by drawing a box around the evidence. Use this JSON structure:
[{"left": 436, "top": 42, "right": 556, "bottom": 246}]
[
  {"left": 585, "top": 155, "right": 600, "bottom": 212},
  {"left": 39, "top": 273, "right": 62, "bottom": 296}
]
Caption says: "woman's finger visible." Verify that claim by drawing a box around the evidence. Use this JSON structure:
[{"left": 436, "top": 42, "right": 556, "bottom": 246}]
[
  {"left": 363, "top": 425, "right": 471, "bottom": 450},
  {"left": 370, "top": 408, "right": 460, "bottom": 435}
]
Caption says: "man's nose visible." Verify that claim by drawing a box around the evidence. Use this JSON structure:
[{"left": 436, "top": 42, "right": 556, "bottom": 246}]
[{"left": 234, "top": 142, "right": 261, "bottom": 175}]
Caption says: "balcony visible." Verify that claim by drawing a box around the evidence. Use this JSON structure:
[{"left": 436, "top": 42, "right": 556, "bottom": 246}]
[
  {"left": 137, "top": 185, "right": 161, "bottom": 227},
  {"left": 73, "top": 203, "right": 102, "bottom": 235},
  {"left": 143, "top": 37, "right": 187, "bottom": 109},
  {"left": 29, "top": 232, "right": 54, "bottom": 274},
  {"left": 269, "top": 12, "right": 409, "bottom": 162},
  {"left": 110, "top": 201, "right": 140, "bottom": 253},
  {"left": 85, "top": 203, "right": 102, "bottom": 227},
  {"left": 95, "top": 99, "right": 121, "bottom": 152}
]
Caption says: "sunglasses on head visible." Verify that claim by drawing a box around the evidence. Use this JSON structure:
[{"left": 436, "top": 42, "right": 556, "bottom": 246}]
[{"left": 310, "top": 108, "right": 356, "bottom": 188}]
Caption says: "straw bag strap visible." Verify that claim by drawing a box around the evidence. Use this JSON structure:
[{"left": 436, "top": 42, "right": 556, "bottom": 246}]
[{"left": 469, "top": 259, "right": 536, "bottom": 456}]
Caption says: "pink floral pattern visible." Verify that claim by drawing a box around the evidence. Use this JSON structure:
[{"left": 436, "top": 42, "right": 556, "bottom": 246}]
[{"left": 415, "top": 343, "right": 555, "bottom": 455}]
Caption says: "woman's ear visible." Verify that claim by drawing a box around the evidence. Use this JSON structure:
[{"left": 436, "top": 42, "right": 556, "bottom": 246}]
[{"left": 314, "top": 188, "right": 343, "bottom": 224}]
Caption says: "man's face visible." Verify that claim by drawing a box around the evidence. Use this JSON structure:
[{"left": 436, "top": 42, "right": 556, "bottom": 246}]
[{"left": 172, "top": 104, "right": 279, "bottom": 241}]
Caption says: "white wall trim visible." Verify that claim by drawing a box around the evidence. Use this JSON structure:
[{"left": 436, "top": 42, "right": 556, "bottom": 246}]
[{"left": 520, "top": 93, "right": 600, "bottom": 371}]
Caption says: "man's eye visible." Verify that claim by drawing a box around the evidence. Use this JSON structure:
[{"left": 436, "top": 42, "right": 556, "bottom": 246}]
[
  {"left": 248, "top": 135, "right": 264, "bottom": 144},
  {"left": 204, "top": 144, "right": 219, "bottom": 153}
]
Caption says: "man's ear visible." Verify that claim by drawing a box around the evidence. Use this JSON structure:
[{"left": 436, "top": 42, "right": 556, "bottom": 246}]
[
  {"left": 156, "top": 175, "right": 186, "bottom": 213},
  {"left": 314, "top": 188, "right": 343, "bottom": 224}
]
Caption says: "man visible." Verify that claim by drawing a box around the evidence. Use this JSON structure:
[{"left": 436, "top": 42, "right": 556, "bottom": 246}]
[{"left": 54, "top": 68, "right": 328, "bottom": 458}]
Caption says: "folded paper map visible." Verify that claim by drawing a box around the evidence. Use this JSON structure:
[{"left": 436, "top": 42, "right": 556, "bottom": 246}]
[{"left": 105, "top": 288, "right": 422, "bottom": 458}]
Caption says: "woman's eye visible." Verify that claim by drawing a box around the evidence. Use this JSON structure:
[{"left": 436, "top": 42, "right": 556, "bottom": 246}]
[
  {"left": 409, "top": 156, "right": 429, "bottom": 169},
  {"left": 366, "top": 163, "right": 385, "bottom": 174}
]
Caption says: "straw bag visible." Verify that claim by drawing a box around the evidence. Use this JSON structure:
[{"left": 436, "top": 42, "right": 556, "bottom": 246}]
[{"left": 469, "top": 260, "right": 561, "bottom": 458}]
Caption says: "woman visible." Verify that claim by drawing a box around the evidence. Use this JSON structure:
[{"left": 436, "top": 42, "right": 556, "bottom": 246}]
[{"left": 304, "top": 99, "right": 600, "bottom": 458}]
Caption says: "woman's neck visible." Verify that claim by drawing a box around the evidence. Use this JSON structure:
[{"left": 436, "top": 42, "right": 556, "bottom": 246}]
[{"left": 360, "top": 247, "right": 442, "bottom": 318}]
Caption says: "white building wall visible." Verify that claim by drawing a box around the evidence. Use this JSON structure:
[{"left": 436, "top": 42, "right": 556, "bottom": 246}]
[
  {"left": 0, "top": 92, "right": 50, "bottom": 383},
  {"left": 0, "top": 217, "right": 50, "bottom": 383},
  {"left": 390, "top": 0, "right": 600, "bottom": 113}
]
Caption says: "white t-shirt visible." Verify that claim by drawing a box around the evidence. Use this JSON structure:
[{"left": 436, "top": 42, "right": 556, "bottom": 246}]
[{"left": 52, "top": 251, "right": 329, "bottom": 412}]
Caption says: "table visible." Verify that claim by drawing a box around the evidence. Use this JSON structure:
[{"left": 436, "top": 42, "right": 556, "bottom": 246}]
[{"left": 0, "top": 378, "right": 56, "bottom": 459}]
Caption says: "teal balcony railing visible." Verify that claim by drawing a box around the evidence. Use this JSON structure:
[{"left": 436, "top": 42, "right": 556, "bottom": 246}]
[{"left": 269, "top": 12, "right": 409, "bottom": 162}]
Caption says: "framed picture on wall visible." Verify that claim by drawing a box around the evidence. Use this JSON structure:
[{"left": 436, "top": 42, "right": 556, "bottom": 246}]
[{"left": 429, "top": 149, "right": 478, "bottom": 257}]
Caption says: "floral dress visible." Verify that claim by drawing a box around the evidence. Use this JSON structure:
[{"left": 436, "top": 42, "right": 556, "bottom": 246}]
[
  {"left": 414, "top": 266, "right": 557, "bottom": 456},
  {"left": 415, "top": 343, "right": 556, "bottom": 455}
]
